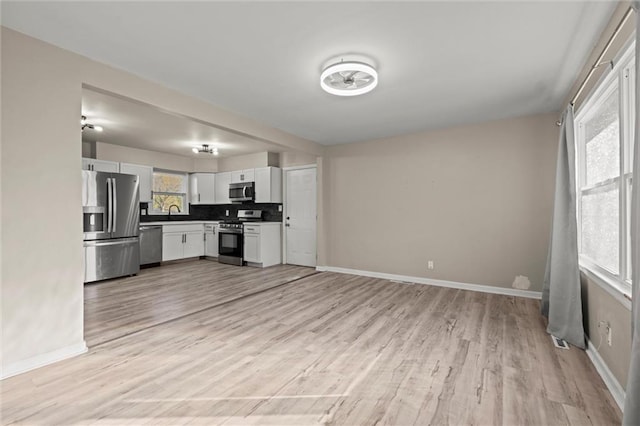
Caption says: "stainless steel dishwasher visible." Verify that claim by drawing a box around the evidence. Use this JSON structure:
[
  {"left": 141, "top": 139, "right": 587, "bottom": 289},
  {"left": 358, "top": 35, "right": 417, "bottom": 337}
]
[{"left": 139, "top": 225, "right": 163, "bottom": 267}]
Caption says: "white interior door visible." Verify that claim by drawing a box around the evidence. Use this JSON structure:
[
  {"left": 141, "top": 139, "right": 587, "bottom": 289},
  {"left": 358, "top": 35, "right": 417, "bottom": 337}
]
[{"left": 285, "top": 167, "right": 316, "bottom": 267}]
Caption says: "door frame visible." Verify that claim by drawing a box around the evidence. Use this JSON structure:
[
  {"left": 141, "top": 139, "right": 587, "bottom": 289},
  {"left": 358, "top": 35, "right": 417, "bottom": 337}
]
[{"left": 282, "top": 164, "right": 317, "bottom": 265}]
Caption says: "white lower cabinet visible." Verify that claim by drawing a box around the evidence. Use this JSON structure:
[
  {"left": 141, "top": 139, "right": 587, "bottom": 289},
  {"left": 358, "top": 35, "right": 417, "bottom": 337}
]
[
  {"left": 243, "top": 223, "right": 281, "bottom": 267},
  {"left": 204, "top": 223, "right": 219, "bottom": 257},
  {"left": 184, "top": 231, "right": 205, "bottom": 258},
  {"left": 243, "top": 233, "right": 260, "bottom": 263},
  {"left": 162, "top": 223, "right": 204, "bottom": 261},
  {"left": 162, "top": 233, "right": 185, "bottom": 261}
]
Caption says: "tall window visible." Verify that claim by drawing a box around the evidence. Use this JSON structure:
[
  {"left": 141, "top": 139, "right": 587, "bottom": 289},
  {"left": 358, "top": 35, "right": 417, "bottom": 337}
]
[
  {"left": 575, "top": 41, "right": 634, "bottom": 295},
  {"left": 152, "top": 170, "right": 188, "bottom": 214}
]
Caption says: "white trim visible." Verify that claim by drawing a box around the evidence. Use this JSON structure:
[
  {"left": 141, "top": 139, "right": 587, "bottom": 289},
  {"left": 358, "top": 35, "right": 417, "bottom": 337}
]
[
  {"left": 282, "top": 164, "right": 317, "bottom": 171},
  {"left": 316, "top": 266, "right": 541, "bottom": 299},
  {"left": 282, "top": 165, "right": 317, "bottom": 266},
  {"left": 1, "top": 341, "right": 88, "bottom": 380},
  {"left": 585, "top": 338, "right": 626, "bottom": 412},
  {"left": 575, "top": 38, "right": 635, "bottom": 302},
  {"left": 580, "top": 266, "right": 632, "bottom": 310}
]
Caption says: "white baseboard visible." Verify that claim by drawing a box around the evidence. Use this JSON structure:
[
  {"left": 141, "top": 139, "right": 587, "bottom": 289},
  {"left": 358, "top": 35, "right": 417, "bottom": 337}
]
[
  {"left": 585, "top": 338, "right": 626, "bottom": 411},
  {"left": 315, "top": 266, "right": 541, "bottom": 299},
  {"left": 1, "top": 341, "right": 88, "bottom": 380}
]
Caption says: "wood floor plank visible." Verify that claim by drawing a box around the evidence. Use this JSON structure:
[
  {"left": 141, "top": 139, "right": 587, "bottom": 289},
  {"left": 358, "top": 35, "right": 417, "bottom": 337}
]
[
  {"left": 84, "top": 261, "right": 316, "bottom": 346},
  {"left": 0, "top": 264, "right": 622, "bottom": 425}
]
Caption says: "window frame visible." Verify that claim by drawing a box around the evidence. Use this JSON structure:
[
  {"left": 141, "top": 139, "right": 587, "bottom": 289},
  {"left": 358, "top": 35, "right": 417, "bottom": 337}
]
[
  {"left": 574, "top": 38, "right": 635, "bottom": 300},
  {"left": 151, "top": 169, "right": 189, "bottom": 215}
]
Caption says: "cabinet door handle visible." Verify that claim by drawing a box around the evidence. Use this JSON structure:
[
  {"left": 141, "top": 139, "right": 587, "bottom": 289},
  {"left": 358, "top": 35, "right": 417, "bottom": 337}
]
[{"left": 198, "top": 193, "right": 201, "bottom": 202}]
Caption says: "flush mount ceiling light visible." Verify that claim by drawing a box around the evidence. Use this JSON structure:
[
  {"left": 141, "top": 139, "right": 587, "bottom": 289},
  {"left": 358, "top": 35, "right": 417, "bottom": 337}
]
[
  {"left": 81, "top": 115, "right": 103, "bottom": 132},
  {"left": 320, "top": 60, "right": 378, "bottom": 96},
  {"left": 192, "top": 144, "right": 219, "bottom": 156}
]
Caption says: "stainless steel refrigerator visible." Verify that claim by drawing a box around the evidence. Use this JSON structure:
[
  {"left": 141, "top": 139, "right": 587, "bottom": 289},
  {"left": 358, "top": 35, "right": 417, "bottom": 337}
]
[{"left": 82, "top": 170, "right": 140, "bottom": 283}]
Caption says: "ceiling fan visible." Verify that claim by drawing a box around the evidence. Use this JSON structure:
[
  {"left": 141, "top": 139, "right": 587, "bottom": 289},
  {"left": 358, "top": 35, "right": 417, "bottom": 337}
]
[{"left": 320, "top": 60, "right": 378, "bottom": 96}]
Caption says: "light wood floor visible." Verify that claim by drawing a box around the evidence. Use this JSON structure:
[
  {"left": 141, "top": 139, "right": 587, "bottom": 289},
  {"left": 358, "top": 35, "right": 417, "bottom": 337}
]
[
  {"left": 2, "top": 261, "right": 621, "bottom": 425},
  {"left": 84, "top": 260, "right": 316, "bottom": 346}
]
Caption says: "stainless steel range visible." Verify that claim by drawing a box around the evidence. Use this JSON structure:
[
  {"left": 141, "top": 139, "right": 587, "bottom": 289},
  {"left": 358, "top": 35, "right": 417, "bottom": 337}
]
[{"left": 218, "top": 209, "right": 262, "bottom": 266}]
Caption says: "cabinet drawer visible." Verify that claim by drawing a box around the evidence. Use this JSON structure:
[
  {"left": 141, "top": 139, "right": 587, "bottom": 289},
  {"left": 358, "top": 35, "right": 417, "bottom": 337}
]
[
  {"left": 163, "top": 224, "right": 203, "bottom": 233},
  {"left": 243, "top": 225, "right": 261, "bottom": 234}
]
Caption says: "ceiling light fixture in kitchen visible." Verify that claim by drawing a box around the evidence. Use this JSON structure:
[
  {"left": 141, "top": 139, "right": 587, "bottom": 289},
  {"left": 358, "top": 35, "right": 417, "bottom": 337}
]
[
  {"left": 81, "top": 115, "right": 103, "bottom": 132},
  {"left": 320, "top": 60, "right": 378, "bottom": 96},
  {"left": 192, "top": 144, "right": 218, "bottom": 156}
]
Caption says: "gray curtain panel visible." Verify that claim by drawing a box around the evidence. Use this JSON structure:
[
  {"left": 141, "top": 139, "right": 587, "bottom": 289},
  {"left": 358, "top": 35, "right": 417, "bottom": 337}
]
[
  {"left": 623, "top": 4, "right": 640, "bottom": 424},
  {"left": 541, "top": 105, "right": 585, "bottom": 349}
]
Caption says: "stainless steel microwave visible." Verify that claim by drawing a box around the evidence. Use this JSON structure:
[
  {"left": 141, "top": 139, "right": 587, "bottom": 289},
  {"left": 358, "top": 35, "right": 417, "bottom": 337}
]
[{"left": 229, "top": 181, "right": 255, "bottom": 203}]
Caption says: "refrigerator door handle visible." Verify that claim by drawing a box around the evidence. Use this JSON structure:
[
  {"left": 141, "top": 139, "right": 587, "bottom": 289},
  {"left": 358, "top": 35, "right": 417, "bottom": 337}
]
[
  {"left": 84, "top": 237, "right": 139, "bottom": 247},
  {"left": 107, "top": 178, "right": 113, "bottom": 233},
  {"left": 112, "top": 178, "right": 118, "bottom": 233}
]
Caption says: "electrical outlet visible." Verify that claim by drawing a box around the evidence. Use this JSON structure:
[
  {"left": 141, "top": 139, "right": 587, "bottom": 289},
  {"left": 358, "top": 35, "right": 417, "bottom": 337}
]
[
  {"left": 607, "top": 325, "right": 613, "bottom": 346},
  {"left": 427, "top": 261, "right": 434, "bottom": 270},
  {"left": 278, "top": 205, "right": 283, "bottom": 212},
  {"left": 225, "top": 210, "right": 229, "bottom": 216}
]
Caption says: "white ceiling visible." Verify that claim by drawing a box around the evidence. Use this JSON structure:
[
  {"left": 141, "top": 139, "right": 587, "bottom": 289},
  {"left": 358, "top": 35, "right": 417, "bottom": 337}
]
[
  {"left": 2, "top": 1, "right": 617, "bottom": 145},
  {"left": 82, "top": 89, "right": 286, "bottom": 158}
]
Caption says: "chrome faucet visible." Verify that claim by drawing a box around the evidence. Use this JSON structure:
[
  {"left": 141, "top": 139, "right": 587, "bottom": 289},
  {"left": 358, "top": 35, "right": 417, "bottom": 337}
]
[{"left": 168, "top": 204, "right": 181, "bottom": 220}]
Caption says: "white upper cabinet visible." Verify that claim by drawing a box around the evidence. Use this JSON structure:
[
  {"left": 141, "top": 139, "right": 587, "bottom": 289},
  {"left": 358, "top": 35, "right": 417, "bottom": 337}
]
[
  {"left": 82, "top": 158, "right": 120, "bottom": 173},
  {"left": 215, "top": 172, "right": 231, "bottom": 204},
  {"left": 120, "top": 163, "right": 153, "bottom": 203},
  {"left": 189, "top": 173, "right": 216, "bottom": 204},
  {"left": 230, "top": 169, "right": 255, "bottom": 184},
  {"left": 254, "top": 167, "right": 282, "bottom": 203}
]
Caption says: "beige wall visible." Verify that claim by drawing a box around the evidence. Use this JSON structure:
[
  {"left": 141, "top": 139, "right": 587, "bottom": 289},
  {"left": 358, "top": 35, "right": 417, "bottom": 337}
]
[
  {"left": 563, "top": 1, "right": 635, "bottom": 111},
  {"left": 192, "top": 157, "right": 219, "bottom": 173},
  {"left": 2, "top": 28, "right": 85, "bottom": 372},
  {"left": 581, "top": 274, "right": 632, "bottom": 389},
  {"left": 323, "top": 113, "right": 558, "bottom": 291},
  {"left": 97, "top": 142, "right": 290, "bottom": 174},
  {"left": 279, "top": 151, "right": 319, "bottom": 168},
  {"left": 95, "top": 142, "right": 217, "bottom": 172},
  {"left": 217, "top": 152, "right": 272, "bottom": 172},
  {"left": 0, "top": 27, "right": 321, "bottom": 374}
]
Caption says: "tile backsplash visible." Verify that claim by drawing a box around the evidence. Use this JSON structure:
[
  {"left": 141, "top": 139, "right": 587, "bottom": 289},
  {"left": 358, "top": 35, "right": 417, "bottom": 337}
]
[{"left": 141, "top": 203, "right": 283, "bottom": 222}]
